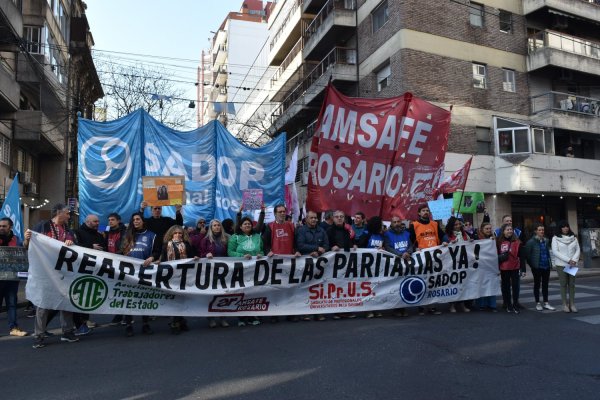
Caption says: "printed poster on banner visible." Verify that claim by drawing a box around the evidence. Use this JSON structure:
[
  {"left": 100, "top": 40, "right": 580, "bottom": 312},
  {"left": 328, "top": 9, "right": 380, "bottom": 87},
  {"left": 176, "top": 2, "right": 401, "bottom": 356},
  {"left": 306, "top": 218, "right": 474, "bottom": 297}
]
[
  {"left": 306, "top": 84, "right": 451, "bottom": 220},
  {"left": 0, "top": 247, "right": 28, "bottom": 280},
  {"left": 26, "top": 232, "right": 500, "bottom": 316},
  {"left": 142, "top": 176, "right": 186, "bottom": 206},
  {"left": 453, "top": 192, "right": 485, "bottom": 214}
]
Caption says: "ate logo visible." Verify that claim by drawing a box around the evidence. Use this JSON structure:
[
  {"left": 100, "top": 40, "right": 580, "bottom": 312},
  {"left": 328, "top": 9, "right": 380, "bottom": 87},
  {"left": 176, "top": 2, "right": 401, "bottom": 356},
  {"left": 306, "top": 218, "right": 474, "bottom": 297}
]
[{"left": 69, "top": 276, "right": 108, "bottom": 311}]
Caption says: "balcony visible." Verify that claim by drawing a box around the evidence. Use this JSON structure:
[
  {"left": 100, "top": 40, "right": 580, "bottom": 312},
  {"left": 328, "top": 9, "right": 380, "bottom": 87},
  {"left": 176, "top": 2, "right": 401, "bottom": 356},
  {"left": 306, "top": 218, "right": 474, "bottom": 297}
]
[
  {"left": 530, "top": 91, "right": 600, "bottom": 133},
  {"left": 302, "top": 0, "right": 356, "bottom": 60},
  {"left": 270, "top": 47, "right": 357, "bottom": 131},
  {"left": 212, "top": 44, "right": 227, "bottom": 67},
  {"left": 523, "top": 0, "right": 600, "bottom": 21},
  {"left": 303, "top": 0, "right": 328, "bottom": 13},
  {"left": 0, "top": 0, "right": 23, "bottom": 51},
  {"left": 528, "top": 30, "right": 600, "bottom": 75},
  {"left": 214, "top": 64, "right": 228, "bottom": 87},
  {"left": 269, "top": 0, "right": 303, "bottom": 65},
  {"left": 0, "top": 63, "right": 19, "bottom": 111},
  {"left": 14, "top": 110, "right": 64, "bottom": 157}
]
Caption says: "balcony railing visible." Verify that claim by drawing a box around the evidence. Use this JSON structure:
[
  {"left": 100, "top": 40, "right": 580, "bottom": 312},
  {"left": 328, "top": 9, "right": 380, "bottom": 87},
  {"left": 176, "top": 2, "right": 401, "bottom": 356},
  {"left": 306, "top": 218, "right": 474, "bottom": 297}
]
[
  {"left": 531, "top": 91, "right": 600, "bottom": 116},
  {"left": 271, "top": 38, "right": 304, "bottom": 87},
  {"left": 303, "top": 0, "right": 356, "bottom": 43},
  {"left": 270, "top": 0, "right": 303, "bottom": 51},
  {"left": 528, "top": 30, "right": 600, "bottom": 60},
  {"left": 271, "top": 47, "right": 357, "bottom": 123}
]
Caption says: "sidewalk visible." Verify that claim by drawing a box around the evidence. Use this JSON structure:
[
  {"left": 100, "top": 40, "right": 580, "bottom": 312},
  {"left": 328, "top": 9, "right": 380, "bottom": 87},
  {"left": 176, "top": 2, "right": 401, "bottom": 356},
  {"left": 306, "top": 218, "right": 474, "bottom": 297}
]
[{"left": 15, "top": 268, "right": 600, "bottom": 307}]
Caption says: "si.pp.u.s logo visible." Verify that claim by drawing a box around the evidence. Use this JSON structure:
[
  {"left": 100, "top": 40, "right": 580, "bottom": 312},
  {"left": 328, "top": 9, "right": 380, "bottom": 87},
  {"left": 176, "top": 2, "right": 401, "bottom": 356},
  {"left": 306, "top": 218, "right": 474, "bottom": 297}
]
[
  {"left": 69, "top": 276, "right": 108, "bottom": 311},
  {"left": 399, "top": 276, "right": 426, "bottom": 304},
  {"left": 80, "top": 137, "right": 132, "bottom": 189}
]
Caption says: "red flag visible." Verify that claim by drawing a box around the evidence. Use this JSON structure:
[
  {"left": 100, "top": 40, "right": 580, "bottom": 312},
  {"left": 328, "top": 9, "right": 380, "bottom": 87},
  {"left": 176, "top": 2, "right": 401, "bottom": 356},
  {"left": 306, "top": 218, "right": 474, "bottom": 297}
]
[
  {"left": 433, "top": 156, "right": 473, "bottom": 197},
  {"left": 306, "top": 84, "right": 451, "bottom": 219}
]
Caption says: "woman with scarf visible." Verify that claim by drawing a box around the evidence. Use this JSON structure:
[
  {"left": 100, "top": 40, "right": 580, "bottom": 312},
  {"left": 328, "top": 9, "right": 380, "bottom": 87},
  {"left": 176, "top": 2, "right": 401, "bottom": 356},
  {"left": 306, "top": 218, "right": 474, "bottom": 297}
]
[
  {"left": 200, "top": 219, "right": 230, "bottom": 328},
  {"left": 228, "top": 216, "right": 263, "bottom": 326},
  {"left": 551, "top": 220, "right": 581, "bottom": 313},
  {"left": 160, "top": 225, "right": 195, "bottom": 334},
  {"left": 444, "top": 216, "right": 473, "bottom": 313},
  {"left": 121, "top": 212, "right": 161, "bottom": 336}
]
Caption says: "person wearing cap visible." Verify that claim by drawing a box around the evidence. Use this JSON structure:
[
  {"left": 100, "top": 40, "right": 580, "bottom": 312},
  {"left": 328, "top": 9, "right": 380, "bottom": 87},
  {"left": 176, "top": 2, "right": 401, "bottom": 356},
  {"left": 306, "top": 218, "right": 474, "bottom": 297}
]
[{"left": 24, "top": 203, "right": 79, "bottom": 348}]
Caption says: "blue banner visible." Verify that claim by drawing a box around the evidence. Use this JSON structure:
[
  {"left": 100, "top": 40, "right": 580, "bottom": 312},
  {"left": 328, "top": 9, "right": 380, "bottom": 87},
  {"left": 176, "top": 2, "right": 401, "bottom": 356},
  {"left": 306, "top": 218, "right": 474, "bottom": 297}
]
[
  {"left": 78, "top": 110, "right": 285, "bottom": 227},
  {"left": 1, "top": 173, "right": 24, "bottom": 240}
]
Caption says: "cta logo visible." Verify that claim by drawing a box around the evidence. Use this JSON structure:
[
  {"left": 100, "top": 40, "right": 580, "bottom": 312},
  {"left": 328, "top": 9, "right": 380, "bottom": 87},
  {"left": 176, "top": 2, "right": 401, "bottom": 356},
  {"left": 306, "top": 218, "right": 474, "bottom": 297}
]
[
  {"left": 69, "top": 276, "right": 108, "bottom": 311},
  {"left": 399, "top": 276, "right": 426, "bottom": 304},
  {"left": 80, "top": 137, "right": 132, "bottom": 189}
]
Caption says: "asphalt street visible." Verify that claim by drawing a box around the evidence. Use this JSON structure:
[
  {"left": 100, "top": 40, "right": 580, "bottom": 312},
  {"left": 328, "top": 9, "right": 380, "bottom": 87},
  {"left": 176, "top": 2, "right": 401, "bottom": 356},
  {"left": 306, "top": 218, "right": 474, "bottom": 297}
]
[{"left": 2, "top": 276, "right": 600, "bottom": 400}]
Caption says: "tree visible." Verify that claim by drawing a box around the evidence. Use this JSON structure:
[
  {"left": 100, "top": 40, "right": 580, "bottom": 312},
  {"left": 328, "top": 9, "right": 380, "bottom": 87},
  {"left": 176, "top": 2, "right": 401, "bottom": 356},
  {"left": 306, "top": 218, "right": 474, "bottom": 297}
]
[
  {"left": 227, "top": 110, "right": 274, "bottom": 147},
  {"left": 94, "top": 57, "right": 196, "bottom": 129}
]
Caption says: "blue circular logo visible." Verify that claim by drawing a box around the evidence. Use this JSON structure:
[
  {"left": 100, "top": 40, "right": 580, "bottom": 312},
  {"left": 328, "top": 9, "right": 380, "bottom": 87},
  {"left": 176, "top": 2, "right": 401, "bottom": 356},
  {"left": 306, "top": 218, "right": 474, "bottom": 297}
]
[{"left": 399, "top": 277, "right": 426, "bottom": 304}]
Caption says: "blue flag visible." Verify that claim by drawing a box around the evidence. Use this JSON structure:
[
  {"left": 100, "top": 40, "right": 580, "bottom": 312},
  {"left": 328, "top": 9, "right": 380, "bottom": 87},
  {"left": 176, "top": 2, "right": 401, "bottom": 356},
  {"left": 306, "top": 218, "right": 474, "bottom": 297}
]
[{"left": 1, "top": 173, "right": 24, "bottom": 240}]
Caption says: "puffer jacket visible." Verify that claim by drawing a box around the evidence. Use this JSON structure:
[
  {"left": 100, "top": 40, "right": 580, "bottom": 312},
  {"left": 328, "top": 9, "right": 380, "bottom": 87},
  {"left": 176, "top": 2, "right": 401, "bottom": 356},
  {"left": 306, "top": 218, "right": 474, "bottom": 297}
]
[{"left": 551, "top": 235, "right": 580, "bottom": 266}]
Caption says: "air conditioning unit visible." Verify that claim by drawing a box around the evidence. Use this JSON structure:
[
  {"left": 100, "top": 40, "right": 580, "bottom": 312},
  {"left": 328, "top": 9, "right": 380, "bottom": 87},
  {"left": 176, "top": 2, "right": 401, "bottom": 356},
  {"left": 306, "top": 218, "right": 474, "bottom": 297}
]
[
  {"left": 24, "top": 182, "right": 37, "bottom": 194},
  {"left": 22, "top": 171, "right": 31, "bottom": 184},
  {"left": 219, "top": 88, "right": 227, "bottom": 95},
  {"left": 301, "top": 172, "right": 309, "bottom": 186}
]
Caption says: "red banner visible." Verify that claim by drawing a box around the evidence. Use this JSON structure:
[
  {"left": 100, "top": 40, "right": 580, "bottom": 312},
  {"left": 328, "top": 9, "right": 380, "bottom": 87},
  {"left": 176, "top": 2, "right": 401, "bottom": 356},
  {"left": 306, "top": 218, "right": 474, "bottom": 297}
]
[
  {"left": 433, "top": 156, "right": 473, "bottom": 198},
  {"left": 307, "top": 84, "right": 451, "bottom": 220}
]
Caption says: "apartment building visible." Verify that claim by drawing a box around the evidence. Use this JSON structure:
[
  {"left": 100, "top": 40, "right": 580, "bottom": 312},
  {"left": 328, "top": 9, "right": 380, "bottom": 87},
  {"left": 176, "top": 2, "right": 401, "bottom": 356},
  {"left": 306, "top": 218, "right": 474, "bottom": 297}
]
[
  {"left": 201, "top": 0, "right": 270, "bottom": 128},
  {"left": 252, "top": 0, "right": 600, "bottom": 237},
  {"left": 0, "top": 0, "right": 102, "bottom": 226}
]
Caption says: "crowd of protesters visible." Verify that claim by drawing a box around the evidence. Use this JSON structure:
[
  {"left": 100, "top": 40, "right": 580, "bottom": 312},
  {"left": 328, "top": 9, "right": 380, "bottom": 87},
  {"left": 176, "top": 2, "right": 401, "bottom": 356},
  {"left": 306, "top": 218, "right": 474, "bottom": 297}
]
[{"left": 0, "top": 199, "right": 581, "bottom": 349}]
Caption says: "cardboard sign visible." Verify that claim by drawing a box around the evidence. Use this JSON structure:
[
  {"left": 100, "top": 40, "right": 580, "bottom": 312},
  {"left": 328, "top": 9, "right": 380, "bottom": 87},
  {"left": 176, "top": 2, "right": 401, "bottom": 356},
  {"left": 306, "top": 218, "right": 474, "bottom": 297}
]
[
  {"left": 142, "top": 176, "right": 186, "bottom": 206},
  {"left": 0, "top": 246, "right": 28, "bottom": 280}
]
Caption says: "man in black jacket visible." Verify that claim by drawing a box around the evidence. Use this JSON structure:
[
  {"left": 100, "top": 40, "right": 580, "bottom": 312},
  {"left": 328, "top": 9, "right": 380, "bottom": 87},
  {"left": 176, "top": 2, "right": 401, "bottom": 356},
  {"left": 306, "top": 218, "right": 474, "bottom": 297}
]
[{"left": 140, "top": 201, "right": 183, "bottom": 247}]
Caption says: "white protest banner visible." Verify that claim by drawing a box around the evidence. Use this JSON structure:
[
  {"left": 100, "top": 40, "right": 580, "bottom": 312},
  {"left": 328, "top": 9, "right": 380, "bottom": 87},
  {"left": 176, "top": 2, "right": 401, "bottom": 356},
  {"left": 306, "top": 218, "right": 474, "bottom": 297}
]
[{"left": 26, "top": 232, "right": 500, "bottom": 317}]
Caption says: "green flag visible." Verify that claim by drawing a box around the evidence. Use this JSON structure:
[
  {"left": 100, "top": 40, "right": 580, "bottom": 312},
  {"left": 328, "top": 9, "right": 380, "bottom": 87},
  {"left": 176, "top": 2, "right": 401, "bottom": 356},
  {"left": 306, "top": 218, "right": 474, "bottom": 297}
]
[{"left": 452, "top": 192, "right": 485, "bottom": 214}]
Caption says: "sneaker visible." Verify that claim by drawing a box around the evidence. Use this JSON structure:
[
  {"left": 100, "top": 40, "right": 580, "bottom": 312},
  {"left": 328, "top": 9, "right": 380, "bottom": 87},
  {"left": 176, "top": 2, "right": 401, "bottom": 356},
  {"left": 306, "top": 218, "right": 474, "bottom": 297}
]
[
  {"left": 208, "top": 319, "right": 217, "bottom": 329},
  {"left": 366, "top": 312, "right": 375, "bottom": 319},
  {"left": 220, "top": 319, "right": 230, "bottom": 328},
  {"left": 449, "top": 304, "right": 457, "bottom": 313},
  {"left": 570, "top": 304, "right": 578, "bottom": 313},
  {"left": 513, "top": 307, "right": 520, "bottom": 315},
  {"left": 237, "top": 320, "right": 246, "bottom": 327},
  {"left": 26, "top": 309, "right": 36, "bottom": 318},
  {"left": 10, "top": 327, "right": 28, "bottom": 337},
  {"left": 142, "top": 324, "right": 154, "bottom": 335},
  {"left": 109, "top": 316, "right": 123, "bottom": 326},
  {"left": 302, "top": 315, "right": 312, "bottom": 321},
  {"left": 506, "top": 306, "right": 514, "bottom": 313},
  {"left": 430, "top": 308, "right": 442, "bottom": 315},
  {"left": 514, "top": 303, "right": 523, "bottom": 311},
  {"left": 543, "top": 303, "right": 555, "bottom": 311},
  {"left": 563, "top": 304, "right": 570, "bottom": 313},
  {"left": 489, "top": 308, "right": 498, "bottom": 313},
  {"left": 74, "top": 325, "right": 92, "bottom": 336},
  {"left": 126, "top": 325, "right": 134, "bottom": 337},
  {"left": 332, "top": 314, "right": 341, "bottom": 320},
  {"left": 316, "top": 315, "right": 326, "bottom": 321},
  {"left": 418, "top": 307, "right": 425, "bottom": 316},
  {"left": 41, "top": 330, "right": 54, "bottom": 338},
  {"left": 535, "top": 303, "right": 543, "bottom": 311},
  {"left": 61, "top": 332, "right": 79, "bottom": 343},
  {"left": 86, "top": 320, "right": 98, "bottom": 328},
  {"left": 251, "top": 319, "right": 261, "bottom": 326},
  {"left": 32, "top": 336, "right": 45, "bottom": 349},
  {"left": 170, "top": 322, "right": 181, "bottom": 335},
  {"left": 346, "top": 313, "right": 357, "bottom": 319},
  {"left": 375, "top": 312, "right": 383, "bottom": 317}
]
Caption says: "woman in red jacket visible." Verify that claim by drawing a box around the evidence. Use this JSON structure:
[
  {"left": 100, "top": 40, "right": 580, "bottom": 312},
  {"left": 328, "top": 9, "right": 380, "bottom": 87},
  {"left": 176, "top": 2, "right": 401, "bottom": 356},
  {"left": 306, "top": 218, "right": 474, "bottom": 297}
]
[{"left": 496, "top": 224, "right": 523, "bottom": 314}]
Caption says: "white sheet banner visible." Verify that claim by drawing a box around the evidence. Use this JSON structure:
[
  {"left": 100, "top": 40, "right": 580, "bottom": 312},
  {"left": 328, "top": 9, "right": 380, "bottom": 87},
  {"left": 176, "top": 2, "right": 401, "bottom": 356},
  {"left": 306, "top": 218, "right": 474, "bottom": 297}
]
[{"left": 26, "top": 233, "right": 500, "bottom": 316}]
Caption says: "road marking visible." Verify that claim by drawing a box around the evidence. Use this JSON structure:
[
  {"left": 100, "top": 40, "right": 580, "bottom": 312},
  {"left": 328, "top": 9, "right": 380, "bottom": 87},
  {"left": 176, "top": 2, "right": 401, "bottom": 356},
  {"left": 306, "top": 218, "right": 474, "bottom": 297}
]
[{"left": 572, "top": 315, "right": 600, "bottom": 324}]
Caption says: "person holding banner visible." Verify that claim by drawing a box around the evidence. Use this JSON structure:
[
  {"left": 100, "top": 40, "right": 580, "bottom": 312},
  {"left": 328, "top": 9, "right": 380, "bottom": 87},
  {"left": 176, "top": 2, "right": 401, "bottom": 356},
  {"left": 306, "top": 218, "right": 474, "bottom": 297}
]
[
  {"left": 160, "top": 225, "right": 194, "bottom": 334},
  {"left": 358, "top": 216, "right": 386, "bottom": 319},
  {"left": 25, "top": 203, "right": 79, "bottom": 348},
  {"left": 497, "top": 224, "right": 525, "bottom": 314},
  {"left": 327, "top": 210, "right": 357, "bottom": 319},
  {"left": 228, "top": 216, "right": 263, "bottom": 326},
  {"left": 384, "top": 216, "right": 412, "bottom": 318},
  {"left": 476, "top": 222, "right": 498, "bottom": 312},
  {"left": 105, "top": 213, "right": 127, "bottom": 327},
  {"left": 409, "top": 204, "right": 446, "bottom": 316},
  {"left": 140, "top": 201, "right": 183, "bottom": 248},
  {"left": 444, "top": 217, "right": 474, "bottom": 313},
  {"left": 0, "top": 218, "right": 27, "bottom": 337},
  {"left": 121, "top": 212, "right": 161, "bottom": 336},
  {"left": 551, "top": 221, "right": 581, "bottom": 313},
  {"left": 199, "top": 219, "right": 231, "bottom": 328}
]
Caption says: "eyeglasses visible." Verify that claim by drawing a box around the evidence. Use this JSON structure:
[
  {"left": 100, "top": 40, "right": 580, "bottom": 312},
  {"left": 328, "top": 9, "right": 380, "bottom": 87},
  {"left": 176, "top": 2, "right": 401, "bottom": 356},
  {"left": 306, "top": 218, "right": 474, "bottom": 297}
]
[
  {"left": 153, "top": 207, "right": 161, "bottom": 210},
  {"left": 334, "top": 215, "right": 344, "bottom": 219}
]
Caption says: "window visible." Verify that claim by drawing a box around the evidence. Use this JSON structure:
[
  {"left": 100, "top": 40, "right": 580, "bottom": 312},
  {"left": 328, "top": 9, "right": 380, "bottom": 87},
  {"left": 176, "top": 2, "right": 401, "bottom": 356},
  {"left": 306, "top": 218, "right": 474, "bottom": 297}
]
[
  {"left": 24, "top": 26, "right": 42, "bottom": 54},
  {"left": 472, "top": 63, "right": 486, "bottom": 89},
  {"left": 499, "top": 10, "right": 512, "bottom": 33},
  {"left": 495, "top": 117, "right": 531, "bottom": 155},
  {"left": 476, "top": 127, "right": 492, "bottom": 155},
  {"left": 372, "top": 1, "right": 389, "bottom": 33},
  {"left": 532, "top": 128, "right": 554, "bottom": 154},
  {"left": 502, "top": 68, "right": 516, "bottom": 92},
  {"left": 469, "top": 2, "right": 484, "bottom": 27},
  {"left": 376, "top": 64, "right": 391, "bottom": 92},
  {"left": 0, "top": 135, "right": 9, "bottom": 166}
]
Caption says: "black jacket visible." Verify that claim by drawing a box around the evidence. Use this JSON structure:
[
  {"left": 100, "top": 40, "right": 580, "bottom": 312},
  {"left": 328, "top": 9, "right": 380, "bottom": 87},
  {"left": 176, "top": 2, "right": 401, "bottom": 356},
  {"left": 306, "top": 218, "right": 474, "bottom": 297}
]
[{"left": 74, "top": 223, "right": 105, "bottom": 249}]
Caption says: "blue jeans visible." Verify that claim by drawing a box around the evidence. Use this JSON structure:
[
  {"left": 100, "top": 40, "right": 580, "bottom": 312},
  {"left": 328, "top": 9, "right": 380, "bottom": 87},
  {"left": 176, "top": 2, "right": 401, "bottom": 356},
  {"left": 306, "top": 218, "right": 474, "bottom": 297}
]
[{"left": 0, "top": 280, "right": 19, "bottom": 329}]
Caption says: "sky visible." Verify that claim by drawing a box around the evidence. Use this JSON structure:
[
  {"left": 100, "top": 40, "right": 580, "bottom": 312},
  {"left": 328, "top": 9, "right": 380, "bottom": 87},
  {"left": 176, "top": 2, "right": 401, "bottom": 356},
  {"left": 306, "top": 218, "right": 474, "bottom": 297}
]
[{"left": 85, "top": 0, "right": 251, "bottom": 126}]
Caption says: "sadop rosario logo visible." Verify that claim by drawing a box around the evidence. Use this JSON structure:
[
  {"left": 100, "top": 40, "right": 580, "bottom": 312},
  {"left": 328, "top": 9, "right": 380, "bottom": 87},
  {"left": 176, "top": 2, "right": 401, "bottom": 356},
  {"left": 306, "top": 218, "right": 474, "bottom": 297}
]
[
  {"left": 399, "top": 276, "right": 427, "bottom": 304},
  {"left": 80, "top": 137, "right": 132, "bottom": 189}
]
